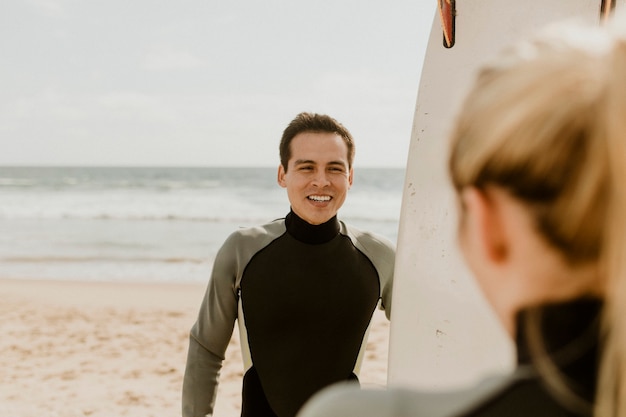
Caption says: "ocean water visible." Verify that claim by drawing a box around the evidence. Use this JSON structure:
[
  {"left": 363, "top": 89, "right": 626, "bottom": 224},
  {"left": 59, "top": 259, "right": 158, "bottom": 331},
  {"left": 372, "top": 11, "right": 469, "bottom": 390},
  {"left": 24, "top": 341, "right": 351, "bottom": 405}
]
[{"left": 0, "top": 166, "right": 404, "bottom": 283}]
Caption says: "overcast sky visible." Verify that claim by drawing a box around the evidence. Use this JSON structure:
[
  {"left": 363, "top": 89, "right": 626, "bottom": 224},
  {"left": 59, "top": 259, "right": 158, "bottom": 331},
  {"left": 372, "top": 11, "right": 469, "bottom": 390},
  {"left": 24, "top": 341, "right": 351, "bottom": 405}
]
[{"left": 1, "top": 1, "right": 436, "bottom": 168}]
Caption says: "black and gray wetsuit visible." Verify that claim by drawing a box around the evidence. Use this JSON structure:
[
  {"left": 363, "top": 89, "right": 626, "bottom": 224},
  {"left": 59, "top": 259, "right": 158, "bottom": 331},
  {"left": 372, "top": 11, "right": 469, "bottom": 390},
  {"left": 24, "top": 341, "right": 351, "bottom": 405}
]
[
  {"left": 298, "top": 298, "right": 600, "bottom": 417},
  {"left": 182, "top": 211, "right": 395, "bottom": 417}
]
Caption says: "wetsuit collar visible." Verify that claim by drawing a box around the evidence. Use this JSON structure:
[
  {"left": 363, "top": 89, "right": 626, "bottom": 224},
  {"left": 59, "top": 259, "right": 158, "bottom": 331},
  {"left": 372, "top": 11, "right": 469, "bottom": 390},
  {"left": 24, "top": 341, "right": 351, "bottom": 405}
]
[
  {"left": 285, "top": 210, "right": 340, "bottom": 244},
  {"left": 515, "top": 297, "right": 601, "bottom": 406}
]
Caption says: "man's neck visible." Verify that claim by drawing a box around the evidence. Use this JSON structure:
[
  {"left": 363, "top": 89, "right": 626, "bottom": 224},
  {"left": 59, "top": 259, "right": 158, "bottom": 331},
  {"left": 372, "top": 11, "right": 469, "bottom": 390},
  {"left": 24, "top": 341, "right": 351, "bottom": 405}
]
[{"left": 285, "top": 210, "right": 340, "bottom": 244}]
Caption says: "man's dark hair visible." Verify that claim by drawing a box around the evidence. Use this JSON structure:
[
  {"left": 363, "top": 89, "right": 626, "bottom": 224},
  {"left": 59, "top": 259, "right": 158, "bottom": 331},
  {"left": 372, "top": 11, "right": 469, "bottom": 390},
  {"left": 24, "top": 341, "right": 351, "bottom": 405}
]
[{"left": 279, "top": 112, "right": 355, "bottom": 171}]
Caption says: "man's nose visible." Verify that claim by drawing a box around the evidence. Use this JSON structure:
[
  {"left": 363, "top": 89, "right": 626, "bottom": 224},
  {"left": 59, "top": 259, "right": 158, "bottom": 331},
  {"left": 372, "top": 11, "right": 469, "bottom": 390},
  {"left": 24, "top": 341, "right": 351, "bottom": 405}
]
[{"left": 311, "top": 171, "right": 330, "bottom": 187}]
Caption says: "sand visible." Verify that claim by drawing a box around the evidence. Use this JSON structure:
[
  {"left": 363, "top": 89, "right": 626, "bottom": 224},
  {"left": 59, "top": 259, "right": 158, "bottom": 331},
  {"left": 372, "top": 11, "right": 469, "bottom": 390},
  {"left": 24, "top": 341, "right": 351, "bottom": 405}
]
[{"left": 1, "top": 278, "right": 390, "bottom": 417}]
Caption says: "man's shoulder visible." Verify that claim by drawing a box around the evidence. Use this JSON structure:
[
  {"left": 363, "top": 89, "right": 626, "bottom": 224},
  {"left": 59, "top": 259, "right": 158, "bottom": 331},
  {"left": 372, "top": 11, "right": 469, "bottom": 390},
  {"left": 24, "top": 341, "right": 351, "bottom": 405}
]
[
  {"left": 222, "top": 218, "right": 287, "bottom": 248},
  {"left": 229, "top": 218, "right": 286, "bottom": 237},
  {"left": 340, "top": 221, "right": 396, "bottom": 255}
]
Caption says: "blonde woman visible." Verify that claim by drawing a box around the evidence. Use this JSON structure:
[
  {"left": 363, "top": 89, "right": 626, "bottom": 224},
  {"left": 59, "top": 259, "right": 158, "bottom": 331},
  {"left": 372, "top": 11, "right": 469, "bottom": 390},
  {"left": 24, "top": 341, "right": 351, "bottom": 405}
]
[{"left": 297, "top": 15, "right": 626, "bottom": 417}]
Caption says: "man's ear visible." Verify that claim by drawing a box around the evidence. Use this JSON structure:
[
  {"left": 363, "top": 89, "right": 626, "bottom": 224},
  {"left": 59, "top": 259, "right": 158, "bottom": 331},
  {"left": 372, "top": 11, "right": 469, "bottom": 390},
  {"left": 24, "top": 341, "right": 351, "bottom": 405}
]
[
  {"left": 277, "top": 165, "right": 287, "bottom": 188},
  {"left": 461, "top": 187, "right": 509, "bottom": 264},
  {"left": 348, "top": 167, "right": 354, "bottom": 188}
]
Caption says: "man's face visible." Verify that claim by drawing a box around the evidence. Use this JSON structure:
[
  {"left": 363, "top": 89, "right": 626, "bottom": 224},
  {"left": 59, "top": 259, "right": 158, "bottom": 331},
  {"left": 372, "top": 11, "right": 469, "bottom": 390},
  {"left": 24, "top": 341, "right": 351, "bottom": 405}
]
[{"left": 277, "top": 131, "right": 353, "bottom": 225}]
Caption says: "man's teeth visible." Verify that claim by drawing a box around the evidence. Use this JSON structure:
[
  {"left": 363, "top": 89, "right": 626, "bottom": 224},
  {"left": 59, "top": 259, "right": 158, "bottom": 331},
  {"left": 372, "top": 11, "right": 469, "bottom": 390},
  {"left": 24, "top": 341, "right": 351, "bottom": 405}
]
[{"left": 309, "top": 195, "right": 331, "bottom": 202}]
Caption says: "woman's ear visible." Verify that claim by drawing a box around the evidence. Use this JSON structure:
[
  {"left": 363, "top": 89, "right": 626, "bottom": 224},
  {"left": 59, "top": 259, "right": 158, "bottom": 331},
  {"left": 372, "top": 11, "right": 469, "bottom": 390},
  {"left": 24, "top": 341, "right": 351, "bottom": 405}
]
[{"left": 461, "top": 187, "right": 509, "bottom": 265}]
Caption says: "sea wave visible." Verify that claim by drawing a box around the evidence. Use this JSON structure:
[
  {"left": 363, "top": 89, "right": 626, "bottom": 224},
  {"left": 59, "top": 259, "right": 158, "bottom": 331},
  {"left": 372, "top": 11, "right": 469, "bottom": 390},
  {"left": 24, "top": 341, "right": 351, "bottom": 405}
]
[{"left": 0, "top": 194, "right": 400, "bottom": 223}]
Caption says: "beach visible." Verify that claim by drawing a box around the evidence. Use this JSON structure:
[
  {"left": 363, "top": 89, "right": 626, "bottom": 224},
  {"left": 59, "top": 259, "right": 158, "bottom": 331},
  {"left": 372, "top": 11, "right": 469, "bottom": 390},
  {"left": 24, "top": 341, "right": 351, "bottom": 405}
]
[
  {"left": 0, "top": 166, "right": 397, "bottom": 416},
  {"left": 1, "top": 278, "right": 390, "bottom": 417}
]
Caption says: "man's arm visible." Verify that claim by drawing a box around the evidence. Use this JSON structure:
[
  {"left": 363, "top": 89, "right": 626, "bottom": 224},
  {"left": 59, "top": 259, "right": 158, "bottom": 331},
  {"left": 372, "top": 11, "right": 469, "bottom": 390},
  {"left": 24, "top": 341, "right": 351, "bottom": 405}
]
[
  {"left": 182, "top": 336, "right": 226, "bottom": 417},
  {"left": 182, "top": 233, "right": 241, "bottom": 417},
  {"left": 347, "top": 226, "right": 396, "bottom": 319}
]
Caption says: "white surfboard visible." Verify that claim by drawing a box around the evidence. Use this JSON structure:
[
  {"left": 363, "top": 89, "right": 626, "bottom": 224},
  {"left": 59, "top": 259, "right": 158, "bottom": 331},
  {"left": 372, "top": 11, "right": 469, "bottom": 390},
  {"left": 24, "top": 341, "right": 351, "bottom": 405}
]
[{"left": 388, "top": 0, "right": 618, "bottom": 390}]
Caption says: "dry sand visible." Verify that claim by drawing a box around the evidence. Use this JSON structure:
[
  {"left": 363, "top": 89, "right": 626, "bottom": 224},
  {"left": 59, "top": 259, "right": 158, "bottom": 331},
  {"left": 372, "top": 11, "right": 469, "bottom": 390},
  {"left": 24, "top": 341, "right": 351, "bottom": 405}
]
[{"left": 1, "top": 278, "right": 389, "bottom": 417}]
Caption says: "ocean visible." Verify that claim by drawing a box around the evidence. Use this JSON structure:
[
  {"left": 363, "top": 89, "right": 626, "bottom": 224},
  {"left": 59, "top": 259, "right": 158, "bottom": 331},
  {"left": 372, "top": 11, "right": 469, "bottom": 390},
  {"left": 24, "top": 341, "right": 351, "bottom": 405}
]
[{"left": 0, "top": 166, "right": 405, "bottom": 284}]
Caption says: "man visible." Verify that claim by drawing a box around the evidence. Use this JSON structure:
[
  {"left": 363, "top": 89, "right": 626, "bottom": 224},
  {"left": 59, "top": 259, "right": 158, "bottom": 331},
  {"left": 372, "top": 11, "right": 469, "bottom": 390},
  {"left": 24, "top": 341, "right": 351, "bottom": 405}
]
[{"left": 182, "top": 112, "right": 395, "bottom": 417}]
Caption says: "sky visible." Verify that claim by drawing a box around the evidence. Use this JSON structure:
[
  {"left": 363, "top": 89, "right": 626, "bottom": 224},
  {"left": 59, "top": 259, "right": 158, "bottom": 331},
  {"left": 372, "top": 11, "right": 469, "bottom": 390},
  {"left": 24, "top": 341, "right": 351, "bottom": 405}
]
[{"left": 1, "top": 1, "right": 436, "bottom": 168}]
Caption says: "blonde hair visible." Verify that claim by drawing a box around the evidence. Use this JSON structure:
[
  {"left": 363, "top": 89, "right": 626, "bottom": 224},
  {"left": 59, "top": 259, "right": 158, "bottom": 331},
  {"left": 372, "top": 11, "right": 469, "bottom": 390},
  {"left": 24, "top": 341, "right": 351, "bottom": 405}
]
[{"left": 448, "top": 17, "right": 626, "bottom": 417}]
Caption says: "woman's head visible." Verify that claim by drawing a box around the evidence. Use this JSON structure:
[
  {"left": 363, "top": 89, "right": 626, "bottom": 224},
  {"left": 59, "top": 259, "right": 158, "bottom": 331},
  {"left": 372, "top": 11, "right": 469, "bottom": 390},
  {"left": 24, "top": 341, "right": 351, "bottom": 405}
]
[
  {"left": 448, "top": 18, "right": 626, "bottom": 416},
  {"left": 449, "top": 25, "right": 612, "bottom": 266}
]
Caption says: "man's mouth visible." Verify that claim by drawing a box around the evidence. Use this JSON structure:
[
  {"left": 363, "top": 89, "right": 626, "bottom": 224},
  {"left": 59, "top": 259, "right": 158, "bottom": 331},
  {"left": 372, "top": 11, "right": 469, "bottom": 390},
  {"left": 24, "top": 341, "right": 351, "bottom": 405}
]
[{"left": 308, "top": 195, "right": 331, "bottom": 202}]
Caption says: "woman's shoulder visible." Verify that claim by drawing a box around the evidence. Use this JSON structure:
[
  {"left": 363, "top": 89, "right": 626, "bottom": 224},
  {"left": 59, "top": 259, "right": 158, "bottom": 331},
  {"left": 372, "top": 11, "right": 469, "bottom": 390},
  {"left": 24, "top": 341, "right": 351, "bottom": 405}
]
[{"left": 298, "top": 368, "right": 576, "bottom": 417}]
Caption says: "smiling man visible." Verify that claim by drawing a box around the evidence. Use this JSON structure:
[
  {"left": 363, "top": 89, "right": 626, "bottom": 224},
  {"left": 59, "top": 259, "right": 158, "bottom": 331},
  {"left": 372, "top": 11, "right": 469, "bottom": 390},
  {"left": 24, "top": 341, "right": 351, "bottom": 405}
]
[
  {"left": 182, "top": 112, "right": 395, "bottom": 417},
  {"left": 278, "top": 130, "right": 352, "bottom": 225}
]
